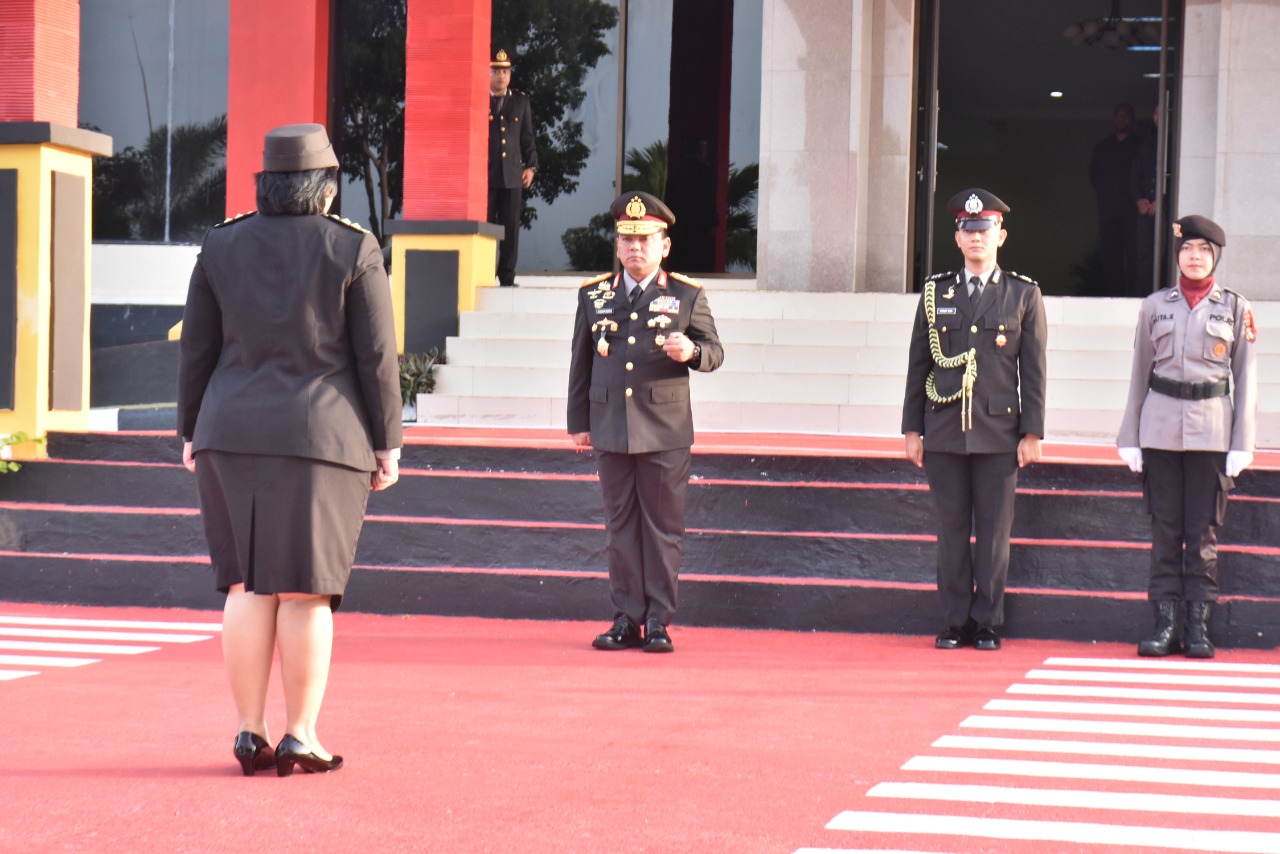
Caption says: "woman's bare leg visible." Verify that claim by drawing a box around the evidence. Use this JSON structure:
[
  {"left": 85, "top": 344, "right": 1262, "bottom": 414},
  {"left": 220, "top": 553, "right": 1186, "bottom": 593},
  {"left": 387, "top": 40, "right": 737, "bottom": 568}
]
[
  {"left": 221, "top": 584, "right": 278, "bottom": 739},
  {"left": 276, "top": 593, "right": 334, "bottom": 758}
]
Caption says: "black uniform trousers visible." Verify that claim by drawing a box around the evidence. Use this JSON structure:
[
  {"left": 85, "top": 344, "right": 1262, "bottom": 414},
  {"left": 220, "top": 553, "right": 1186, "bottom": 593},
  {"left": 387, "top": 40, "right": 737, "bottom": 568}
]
[
  {"left": 923, "top": 450, "right": 1019, "bottom": 628},
  {"left": 1143, "top": 449, "right": 1230, "bottom": 603},
  {"left": 596, "top": 446, "right": 691, "bottom": 627},
  {"left": 487, "top": 187, "right": 522, "bottom": 287}
]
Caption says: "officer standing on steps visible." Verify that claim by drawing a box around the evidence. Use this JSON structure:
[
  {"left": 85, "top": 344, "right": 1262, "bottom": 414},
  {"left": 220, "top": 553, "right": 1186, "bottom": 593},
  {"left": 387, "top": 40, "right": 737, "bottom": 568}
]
[
  {"left": 487, "top": 48, "right": 537, "bottom": 287},
  {"left": 902, "top": 188, "right": 1048, "bottom": 652},
  {"left": 568, "top": 191, "right": 724, "bottom": 654},
  {"left": 1117, "top": 215, "right": 1257, "bottom": 660}
]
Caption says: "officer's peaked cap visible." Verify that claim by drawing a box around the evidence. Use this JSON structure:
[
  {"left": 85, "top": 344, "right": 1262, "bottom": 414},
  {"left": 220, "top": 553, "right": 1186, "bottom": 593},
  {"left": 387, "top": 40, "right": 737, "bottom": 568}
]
[
  {"left": 947, "top": 188, "right": 1009, "bottom": 231},
  {"left": 491, "top": 48, "right": 513, "bottom": 68},
  {"left": 611, "top": 192, "right": 676, "bottom": 235}
]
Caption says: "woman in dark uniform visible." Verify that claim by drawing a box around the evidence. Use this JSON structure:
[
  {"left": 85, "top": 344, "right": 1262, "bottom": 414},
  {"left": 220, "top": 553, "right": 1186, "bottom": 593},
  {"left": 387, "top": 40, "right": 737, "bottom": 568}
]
[
  {"left": 178, "top": 124, "right": 403, "bottom": 776},
  {"left": 1117, "top": 215, "right": 1257, "bottom": 659}
]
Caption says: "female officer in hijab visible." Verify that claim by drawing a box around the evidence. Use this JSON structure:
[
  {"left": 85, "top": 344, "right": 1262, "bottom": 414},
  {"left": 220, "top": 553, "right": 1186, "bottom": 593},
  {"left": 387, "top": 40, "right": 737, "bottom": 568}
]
[{"left": 1117, "top": 215, "right": 1257, "bottom": 659}]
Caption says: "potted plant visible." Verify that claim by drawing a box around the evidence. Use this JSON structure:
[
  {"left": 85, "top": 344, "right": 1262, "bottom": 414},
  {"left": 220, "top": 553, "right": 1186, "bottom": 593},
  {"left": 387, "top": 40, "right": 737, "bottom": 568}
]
[
  {"left": 399, "top": 348, "right": 441, "bottom": 422},
  {"left": 1, "top": 431, "right": 44, "bottom": 473}
]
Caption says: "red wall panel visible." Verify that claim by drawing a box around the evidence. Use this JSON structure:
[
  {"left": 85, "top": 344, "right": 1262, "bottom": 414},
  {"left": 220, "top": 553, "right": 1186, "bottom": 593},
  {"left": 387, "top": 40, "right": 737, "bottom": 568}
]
[{"left": 0, "top": 0, "right": 79, "bottom": 126}]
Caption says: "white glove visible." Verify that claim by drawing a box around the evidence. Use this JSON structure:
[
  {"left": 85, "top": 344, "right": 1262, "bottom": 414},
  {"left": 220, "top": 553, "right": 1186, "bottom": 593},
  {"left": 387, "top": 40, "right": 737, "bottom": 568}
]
[
  {"left": 1118, "top": 447, "right": 1143, "bottom": 473},
  {"left": 1226, "top": 450, "right": 1253, "bottom": 478}
]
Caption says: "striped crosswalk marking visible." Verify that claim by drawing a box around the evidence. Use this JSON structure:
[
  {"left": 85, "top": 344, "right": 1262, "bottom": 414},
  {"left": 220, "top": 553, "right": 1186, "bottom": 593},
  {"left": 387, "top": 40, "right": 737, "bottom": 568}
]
[
  {"left": 800, "top": 655, "right": 1280, "bottom": 853},
  {"left": 0, "top": 613, "right": 221, "bottom": 683}
]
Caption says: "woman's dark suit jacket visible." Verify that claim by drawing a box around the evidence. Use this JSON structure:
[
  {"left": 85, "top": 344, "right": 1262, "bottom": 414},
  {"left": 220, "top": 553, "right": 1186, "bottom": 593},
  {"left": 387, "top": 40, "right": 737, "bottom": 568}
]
[{"left": 177, "top": 212, "right": 403, "bottom": 470}]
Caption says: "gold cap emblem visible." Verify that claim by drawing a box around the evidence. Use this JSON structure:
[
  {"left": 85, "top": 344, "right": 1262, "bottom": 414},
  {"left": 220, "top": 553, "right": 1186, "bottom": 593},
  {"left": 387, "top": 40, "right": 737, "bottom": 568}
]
[
  {"left": 1172, "top": 222, "right": 1183, "bottom": 238},
  {"left": 496, "top": 49, "right": 508, "bottom": 63},
  {"left": 625, "top": 196, "right": 648, "bottom": 220},
  {"left": 964, "top": 194, "right": 983, "bottom": 215}
]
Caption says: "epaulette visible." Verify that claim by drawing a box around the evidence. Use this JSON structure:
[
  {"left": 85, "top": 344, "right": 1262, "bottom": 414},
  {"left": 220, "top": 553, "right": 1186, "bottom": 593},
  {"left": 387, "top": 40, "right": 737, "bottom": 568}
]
[
  {"left": 580, "top": 272, "right": 612, "bottom": 288},
  {"left": 925, "top": 271, "right": 954, "bottom": 282},
  {"left": 669, "top": 272, "right": 702, "bottom": 288},
  {"left": 327, "top": 214, "right": 371, "bottom": 234},
  {"left": 214, "top": 211, "right": 256, "bottom": 228},
  {"left": 1005, "top": 270, "right": 1039, "bottom": 286}
]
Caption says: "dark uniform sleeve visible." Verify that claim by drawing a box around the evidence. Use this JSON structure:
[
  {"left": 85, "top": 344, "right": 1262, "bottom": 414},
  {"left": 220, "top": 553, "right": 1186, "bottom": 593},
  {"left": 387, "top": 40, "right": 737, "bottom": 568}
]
[
  {"left": 346, "top": 233, "right": 404, "bottom": 452},
  {"left": 566, "top": 289, "right": 594, "bottom": 434},
  {"left": 519, "top": 96, "right": 538, "bottom": 172},
  {"left": 901, "top": 292, "right": 931, "bottom": 435},
  {"left": 686, "top": 288, "right": 723, "bottom": 373},
  {"left": 1017, "top": 285, "right": 1048, "bottom": 438},
  {"left": 176, "top": 254, "right": 222, "bottom": 441}
]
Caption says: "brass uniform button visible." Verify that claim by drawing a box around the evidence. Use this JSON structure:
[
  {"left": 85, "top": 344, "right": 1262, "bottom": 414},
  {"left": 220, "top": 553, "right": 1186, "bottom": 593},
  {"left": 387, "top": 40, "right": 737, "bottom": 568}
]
[
  {"left": 628, "top": 336, "right": 636, "bottom": 344},
  {"left": 625, "top": 388, "right": 633, "bottom": 398},
  {"left": 970, "top": 325, "right": 978, "bottom": 334},
  {"left": 626, "top": 362, "right": 634, "bottom": 371},
  {"left": 941, "top": 326, "right": 947, "bottom": 333},
  {"left": 630, "top": 312, "right": 638, "bottom": 320}
]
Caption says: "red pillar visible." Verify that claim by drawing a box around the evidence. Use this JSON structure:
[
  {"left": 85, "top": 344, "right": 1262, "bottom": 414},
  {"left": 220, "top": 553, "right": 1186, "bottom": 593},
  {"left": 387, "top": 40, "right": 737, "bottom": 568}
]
[
  {"left": 225, "top": 0, "right": 331, "bottom": 216},
  {"left": 402, "top": 0, "right": 490, "bottom": 221},
  {"left": 0, "top": 0, "right": 79, "bottom": 124}
]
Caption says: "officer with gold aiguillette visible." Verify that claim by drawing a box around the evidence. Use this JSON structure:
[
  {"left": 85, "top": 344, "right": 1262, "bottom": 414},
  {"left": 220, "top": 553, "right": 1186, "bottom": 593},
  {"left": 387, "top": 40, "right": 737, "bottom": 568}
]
[
  {"left": 902, "top": 188, "right": 1048, "bottom": 652},
  {"left": 567, "top": 191, "right": 724, "bottom": 654}
]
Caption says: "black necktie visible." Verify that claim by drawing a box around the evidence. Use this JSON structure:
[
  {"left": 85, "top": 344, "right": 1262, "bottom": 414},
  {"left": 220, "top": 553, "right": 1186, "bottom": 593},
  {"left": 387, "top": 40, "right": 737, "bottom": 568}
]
[
  {"left": 630, "top": 284, "right": 642, "bottom": 305},
  {"left": 970, "top": 276, "right": 983, "bottom": 300}
]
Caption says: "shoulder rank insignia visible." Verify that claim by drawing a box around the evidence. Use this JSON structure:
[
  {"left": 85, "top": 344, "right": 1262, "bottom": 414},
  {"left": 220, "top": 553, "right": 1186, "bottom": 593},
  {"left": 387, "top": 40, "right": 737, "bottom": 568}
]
[
  {"left": 580, "top": 272, "right": 612, "bottom": 289},
  {"left": 326, "top": 214, "right": 371, "bottom": 234},
  {"left": 214, "top": 211, "right": 256, "bottom": 228},
  {"left": 669, "top": 272, "right": 703, "bottom": 288},
  {"left": 925, "top": 271, "right": 955, "bottom": 282},
  {"left": 1005, "top": 270, "right": 1039, "bottom": 286}
]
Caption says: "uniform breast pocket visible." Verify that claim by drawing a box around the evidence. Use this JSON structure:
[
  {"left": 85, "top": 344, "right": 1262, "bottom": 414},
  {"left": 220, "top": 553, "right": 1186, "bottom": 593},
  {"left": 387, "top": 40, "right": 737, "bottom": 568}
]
[
  {"left": 1204, "top": 320, "right": 1235, "bottom": 364},
  {"left": 931, "top": 317, "right": 956, "bottom": 352},
  {"left": 986, "top": 317, "right": 1019, "bottom": 353},
  {"left": 1151, "top": 321, "right": 1176, "bottom": 360},
  {"left": 650, "top": 384, "right": 688, "bottom": 405}
]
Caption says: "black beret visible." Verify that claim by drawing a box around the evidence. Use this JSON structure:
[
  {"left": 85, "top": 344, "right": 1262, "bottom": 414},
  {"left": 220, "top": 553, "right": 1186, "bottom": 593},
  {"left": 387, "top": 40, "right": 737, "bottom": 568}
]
[
  {"left": 610, "top": 192, "right": 676, "bottom": 235},
  {"left": 947, "top": 188, "right": 1009, "bottom": 231},
  {"left": 1173, "top": 214, "right": 1225, "bottom": 248}
]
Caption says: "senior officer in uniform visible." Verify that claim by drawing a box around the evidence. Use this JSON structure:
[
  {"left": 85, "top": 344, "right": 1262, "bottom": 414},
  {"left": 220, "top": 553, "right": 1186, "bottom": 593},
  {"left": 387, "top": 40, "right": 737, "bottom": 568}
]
[
  {"left": 568, "top": 192, "right": 724, "bottom": 653},
  {"left": 902, "top": 188, "right": 1047, "bottom": 651},
  {"left": 1118, "top": 215, "right": 1257, "bottom": 659},
  {"left": 488, "top": 48, "right": 538, "bottom": 287}
]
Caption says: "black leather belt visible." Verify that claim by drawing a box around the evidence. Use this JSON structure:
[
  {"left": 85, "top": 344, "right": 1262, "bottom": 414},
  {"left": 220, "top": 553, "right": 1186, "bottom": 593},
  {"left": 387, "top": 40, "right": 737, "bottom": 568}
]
[{"left": 1149, "top": 373, "right": 1229, "bottom": 400}]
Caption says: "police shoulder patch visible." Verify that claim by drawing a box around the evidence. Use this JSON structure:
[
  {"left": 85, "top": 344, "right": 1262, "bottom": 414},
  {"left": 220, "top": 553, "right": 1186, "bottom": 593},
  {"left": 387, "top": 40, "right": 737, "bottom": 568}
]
[
  {"left": 326, "top": 214, "right": 371, "bottom": 234},
  {"left": 1005, "top": 270, "right": 1039, "bottom": 286},
  {"left": 580, "top": 272, "right": 612, "bottom": 289},
  {"left": 669, "top": 272, "right": 702, "bottom": 288},
  {"left": 214, "top": 211, "right": 257, "bottom": 228}
]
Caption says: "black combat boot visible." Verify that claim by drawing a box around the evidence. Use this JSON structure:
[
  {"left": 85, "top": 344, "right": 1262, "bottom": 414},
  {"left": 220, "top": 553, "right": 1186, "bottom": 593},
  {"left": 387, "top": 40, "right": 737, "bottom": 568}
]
[
  {"left": 1137, "top": 601, "right": 1181, "bottom": 657},
  {"left": 1182, "top": 601, "right": 1215, "bottom": 659}
]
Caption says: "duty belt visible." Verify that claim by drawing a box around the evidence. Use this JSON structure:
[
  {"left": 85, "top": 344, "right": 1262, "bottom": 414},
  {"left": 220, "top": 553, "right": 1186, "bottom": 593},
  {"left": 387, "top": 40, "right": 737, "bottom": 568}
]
[{"left": 1149, "top": 373, "right": 1229, "bottom": 400}]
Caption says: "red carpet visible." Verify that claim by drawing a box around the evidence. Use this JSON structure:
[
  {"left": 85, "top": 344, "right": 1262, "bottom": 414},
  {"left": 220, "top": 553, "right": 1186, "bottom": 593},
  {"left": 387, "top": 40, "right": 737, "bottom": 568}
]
[{"left": 3, "top": 602, "right": 1279, "bottom": 853}]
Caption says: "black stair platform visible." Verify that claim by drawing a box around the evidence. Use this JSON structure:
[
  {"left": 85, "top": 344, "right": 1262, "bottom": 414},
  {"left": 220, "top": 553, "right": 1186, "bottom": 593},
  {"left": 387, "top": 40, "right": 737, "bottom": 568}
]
[{"left": 1, "top": 430, "right": 1277, "bottom": 648}]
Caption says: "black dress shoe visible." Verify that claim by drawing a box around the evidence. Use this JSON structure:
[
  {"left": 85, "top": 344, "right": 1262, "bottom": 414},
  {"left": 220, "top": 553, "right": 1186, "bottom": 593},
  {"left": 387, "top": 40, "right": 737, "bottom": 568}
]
[
  {"left": 592, "top": 615, "right": 643, "bottom": 650},
  {"left": 935, "top": 625, "right": 973, "bottom": 649},
  {"left": 275, "top": 734, "right": 343, "bottom": 777},
  {"left": 233, "top": 731, "right": 275, "bottom": 777},
  {"left": 642, "top": 619, "right": 674, "bottom": 653},
  {"left": 974, "top": 625, "right": 1002, "bottom": 651}
]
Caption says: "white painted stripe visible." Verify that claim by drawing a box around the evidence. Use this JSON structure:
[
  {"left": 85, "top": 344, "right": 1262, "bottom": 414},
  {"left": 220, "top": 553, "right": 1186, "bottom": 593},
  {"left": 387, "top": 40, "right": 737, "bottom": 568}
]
[
  {"left": 963, "top": 714, "right": 1280, "bottom": 743},
  {"left": 904, "top": 755, "right": 1280, "bottom": 789},
  {"left": 0, "top": 640, "right": 158, "bottom": 655},
  {"left": 935, "top": 734, "right": 1280, "bottom": 766},
  {"left": 1008, "top": 682, "right": 1280, "bottom": 706},
  {"left": 0, "top": 654, "right": 99, "bottom": 667},
  {"left": 0, "top": 670, "right": 39, "bottom": 681},
  {"left": 867, "top": 781, "right": 1280, "bottom": 818},
  {"left": 1044, "top": 657, "right": 1280, "bottom": 674},
  {"left": 826, "top": 810, "right": 1280, "bottom": 853},
  {"left": 986, "top": 698, "right": 1280, "bottom": 723},
  {"left": 0, "top": 628, "right": 213, "bottom": 643},
  {"left": 0, "top": 615, "right": 222, "bottom": 631},
  {"left": 1027, "top": 668, "right": 1280, "bottom": 689}
]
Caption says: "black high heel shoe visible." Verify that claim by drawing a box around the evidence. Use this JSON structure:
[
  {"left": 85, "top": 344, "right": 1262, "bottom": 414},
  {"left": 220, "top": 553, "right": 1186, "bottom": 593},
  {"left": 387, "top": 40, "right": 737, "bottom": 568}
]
[
  {"left": 232, "top": 731, "right": 275, "bottom": 777},
  {"left": 275, "top": 734, "right": 343, "bottom": 777}
]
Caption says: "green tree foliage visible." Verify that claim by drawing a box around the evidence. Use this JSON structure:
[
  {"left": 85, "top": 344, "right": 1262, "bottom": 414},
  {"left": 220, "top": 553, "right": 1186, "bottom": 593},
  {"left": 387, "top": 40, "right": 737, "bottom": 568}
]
[
  {"left": 561, "top": 142, "right": 758, "bottom": 272},
  {"left": 492, "top": 0, "right": 620, "bottom": 227},
  {"left": 339, "top": 0, "right": 406, "bottom": 244},
  {"left": 91, "top": 115, "right": 227, "bottom": 242}
]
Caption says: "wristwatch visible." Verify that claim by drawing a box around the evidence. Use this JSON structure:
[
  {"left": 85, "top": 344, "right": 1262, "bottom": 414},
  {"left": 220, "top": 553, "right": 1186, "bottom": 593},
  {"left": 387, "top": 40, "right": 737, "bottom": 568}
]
[{"left": 690, "top": 343, "right": 701, "bottom": 363}]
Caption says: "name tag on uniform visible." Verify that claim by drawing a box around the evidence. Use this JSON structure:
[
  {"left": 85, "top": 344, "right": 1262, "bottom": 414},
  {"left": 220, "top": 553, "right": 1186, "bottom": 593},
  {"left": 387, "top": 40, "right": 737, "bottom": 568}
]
[
  {"left": 937, "top": 306, "right": 957, "bottom": 315},
  {"left": 595, "top": 307, "right": 615, "bottom": 315},
  {"left": 649, "top": 296, "right": 680, "bottom": 314}
]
